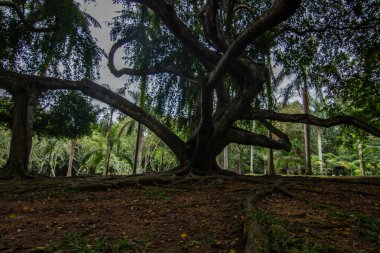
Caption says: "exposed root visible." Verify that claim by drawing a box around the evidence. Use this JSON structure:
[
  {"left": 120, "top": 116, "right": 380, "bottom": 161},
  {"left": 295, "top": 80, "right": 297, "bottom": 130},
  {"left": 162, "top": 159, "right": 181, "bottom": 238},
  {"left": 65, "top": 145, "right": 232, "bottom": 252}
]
[{"left": 241, "top": 182, "right": 309, "bottom": 253}]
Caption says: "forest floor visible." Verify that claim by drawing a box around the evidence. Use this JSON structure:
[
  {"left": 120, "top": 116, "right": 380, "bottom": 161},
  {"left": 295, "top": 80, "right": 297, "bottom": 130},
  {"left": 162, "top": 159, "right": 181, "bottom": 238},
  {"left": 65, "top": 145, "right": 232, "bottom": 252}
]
[{"left": 0, "top": 175, "right": 379, "bottom": 253}]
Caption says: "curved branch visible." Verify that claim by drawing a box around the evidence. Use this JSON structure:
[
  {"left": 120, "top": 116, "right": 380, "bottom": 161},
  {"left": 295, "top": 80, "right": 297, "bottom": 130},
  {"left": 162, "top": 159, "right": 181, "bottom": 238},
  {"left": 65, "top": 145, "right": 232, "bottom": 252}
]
[
  {"left": 126, "top": 0, "right": 253, "bottom": 84},
  {"left": 199, "top": 0, "right": 230, "bottom": 52},
  {"left": 206, "top": 0, "right": 301, "bottom": 90},
  {"left": 0, "top": 1, "right": 58, "bottom": 33},
  {"left": 243, "top": 110, "right": 380, "bottom": 138},
  {"left": 233, "top": 4, "right": 255, "bottom": 17},
  {"left": 0, "top": 70, "right": 187, "bottom": 161},
  {"left": 226, "top": 127, "right": 291, "bottom": 151},
  {"left": 108, "top": 34, "right": 199, "bottom": 85}
]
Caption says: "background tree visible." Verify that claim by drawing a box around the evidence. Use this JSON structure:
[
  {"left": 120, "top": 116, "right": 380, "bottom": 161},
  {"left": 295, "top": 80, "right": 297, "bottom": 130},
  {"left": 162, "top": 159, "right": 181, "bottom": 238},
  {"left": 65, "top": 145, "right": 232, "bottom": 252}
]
[{"left": 42, "top": 90, "right": 97, "bottom": 177}]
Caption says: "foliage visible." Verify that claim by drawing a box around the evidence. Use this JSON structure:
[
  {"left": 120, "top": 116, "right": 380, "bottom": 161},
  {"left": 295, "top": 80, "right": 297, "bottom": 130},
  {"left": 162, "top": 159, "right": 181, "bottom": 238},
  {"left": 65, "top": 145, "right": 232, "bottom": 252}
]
[
  {"left": 37, "top": 90, "right": 98, "bottom": 139},
  {"left": 0, "top": 0, "right": 103, "bottom": 79}
]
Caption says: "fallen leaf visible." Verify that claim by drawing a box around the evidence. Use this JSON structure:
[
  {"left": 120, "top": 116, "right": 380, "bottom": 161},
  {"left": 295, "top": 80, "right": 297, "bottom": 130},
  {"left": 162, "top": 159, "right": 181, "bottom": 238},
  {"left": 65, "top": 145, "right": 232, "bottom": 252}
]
[
  {"left": 181, "top": 233, "right": 188, "bottom": 239},
  {"left": 214, "top": 239, "right": 222, "bottom": 245}
]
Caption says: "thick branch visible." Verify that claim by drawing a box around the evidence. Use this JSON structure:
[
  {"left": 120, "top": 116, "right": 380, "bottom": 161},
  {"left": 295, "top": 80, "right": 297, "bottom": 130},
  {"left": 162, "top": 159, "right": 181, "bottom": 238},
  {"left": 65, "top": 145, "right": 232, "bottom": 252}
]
[
  {"left": 199, "top": 0, "right": 230, "bottom": 52},
  {"left": 243, "top": 110, "right": 380, "bottom": 138},
  {"left": 126, "top": 0, "right": 255, "bottom": 85},
  {"left": 0, "top": 71, "right": 187, "bottom": 161},
  {"left": 207, "top": 0, "right": 301, "bottom": 89},
  {"left": 226, "top": 127, "right": 291, "bottom": 151},
  {"left": 0, "top": 1, "right": 58, "bottom": 33},
  {"left": 108, "top": 36, "right": 199, "bottom": 85}
]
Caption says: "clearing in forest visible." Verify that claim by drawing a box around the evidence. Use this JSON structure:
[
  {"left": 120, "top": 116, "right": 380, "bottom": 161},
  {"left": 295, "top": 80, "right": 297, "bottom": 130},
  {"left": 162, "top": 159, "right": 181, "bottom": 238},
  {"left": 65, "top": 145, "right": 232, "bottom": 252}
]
[{"left": 0, "top": 176, "right": 379, "bottom": 252}]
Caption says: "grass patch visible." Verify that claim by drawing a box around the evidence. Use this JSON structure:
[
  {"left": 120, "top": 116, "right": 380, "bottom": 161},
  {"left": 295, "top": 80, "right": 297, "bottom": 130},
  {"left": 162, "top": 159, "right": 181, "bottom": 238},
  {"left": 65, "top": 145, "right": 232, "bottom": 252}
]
[{"left": 40, "top": 232, "right": 153, "bottom": 253}]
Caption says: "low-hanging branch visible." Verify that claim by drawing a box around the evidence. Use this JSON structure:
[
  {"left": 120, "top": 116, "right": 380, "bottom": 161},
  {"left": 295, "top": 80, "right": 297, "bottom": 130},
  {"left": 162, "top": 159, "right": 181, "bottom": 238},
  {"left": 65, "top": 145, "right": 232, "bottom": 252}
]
[
  {"left": 0, "top": 1, "right": 58, "bottom": 33},
  {"left": 226, "top": 127, "right": 291, "bottom": 151},
  {"left": 108, "top": 34, "right": 199, "bottom": 85},
  {"left": 243, "top": 109, "right": 380, "bottom": 138},
  {"left": 0, "top": 70, "right": 187, "bottom": 161}
]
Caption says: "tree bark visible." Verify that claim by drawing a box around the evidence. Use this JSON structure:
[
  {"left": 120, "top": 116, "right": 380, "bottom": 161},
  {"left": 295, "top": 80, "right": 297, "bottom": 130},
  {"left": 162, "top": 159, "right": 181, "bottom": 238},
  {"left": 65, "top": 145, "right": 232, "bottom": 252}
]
[
  {"left": 0, "top": 88, "right": 38, "bottom": 178},
  {"left": 67, "top": 138, "right": 76, "bottom": 177}
]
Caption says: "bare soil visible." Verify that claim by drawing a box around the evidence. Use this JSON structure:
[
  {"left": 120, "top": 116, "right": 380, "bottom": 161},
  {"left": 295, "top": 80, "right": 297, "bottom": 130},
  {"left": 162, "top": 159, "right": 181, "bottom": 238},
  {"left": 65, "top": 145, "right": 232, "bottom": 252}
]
[{"left": 0, "top": 175, "right": 379, "bottom": 252}]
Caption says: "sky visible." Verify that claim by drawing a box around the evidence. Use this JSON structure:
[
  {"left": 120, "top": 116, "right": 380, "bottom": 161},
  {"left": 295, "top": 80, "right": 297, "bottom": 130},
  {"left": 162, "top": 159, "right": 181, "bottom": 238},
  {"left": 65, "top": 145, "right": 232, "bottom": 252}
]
[{"left": 82, "top": 0, "right": 125, "bottom": 90}]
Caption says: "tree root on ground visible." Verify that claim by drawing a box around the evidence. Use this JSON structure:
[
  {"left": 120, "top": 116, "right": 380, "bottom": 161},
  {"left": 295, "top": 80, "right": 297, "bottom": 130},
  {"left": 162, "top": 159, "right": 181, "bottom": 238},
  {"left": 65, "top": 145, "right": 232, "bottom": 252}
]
[{"left": 241, "top": 182, "right": 310, "bottom": 253}]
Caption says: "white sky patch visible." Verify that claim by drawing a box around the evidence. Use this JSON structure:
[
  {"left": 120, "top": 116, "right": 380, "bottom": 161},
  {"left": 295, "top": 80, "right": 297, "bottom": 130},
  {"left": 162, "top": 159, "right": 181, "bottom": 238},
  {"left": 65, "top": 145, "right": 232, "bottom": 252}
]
[{"left": 81, "top": 0, "right": 126, "bottom": 90}]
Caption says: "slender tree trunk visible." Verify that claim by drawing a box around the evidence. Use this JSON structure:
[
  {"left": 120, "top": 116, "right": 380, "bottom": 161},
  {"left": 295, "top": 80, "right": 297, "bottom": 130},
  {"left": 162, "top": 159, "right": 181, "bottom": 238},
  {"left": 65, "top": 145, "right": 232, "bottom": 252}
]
[
  {"left": 286, "top": 160, "right": 290, "bottom": 175},
  {"left": 237, "top": 145, "right": 243, "bottom": 174},
  {"left": 265, "top": 54, "right": 275, "bottom": 176},
  {"left": 250, "top": 121, "right": 256, "bottom": 174},
  {"left": 223, "top": 146, "right": 229, "bottom": 170},
  {"left": 302, "top": 66, "right": 312, "bottom": 175},
  {"left": 133, "top": 75, "right": 147, "bottom": 175},
  {"left": 267, "top": 132, "right": 275, "bottom": 175},
  {"left": 67, "top": 138, "right": 76, "bottom": 177},
  {"left": 317, "top": 126, "right": 323, "bottom": 175},
  {"left": 105, "top": 140, "right": 113, "bottom": 176},
  {"left": 358, "top": 142, "right": 365, "bottom": 176},
  {"left": 105, "top": 108, "right": 114, "bottom": 176},
  {"left": 133, "top": 123, "right": 143, "bottom": 174},
  {"left": 0, "top": 88, "right": 38, "bottom": 178},
  {"left": 48, "top": 150, "right": 55, "bottom": 177},
  {"left": 297, "top": 164, "right": 302, "bottom": 175}
]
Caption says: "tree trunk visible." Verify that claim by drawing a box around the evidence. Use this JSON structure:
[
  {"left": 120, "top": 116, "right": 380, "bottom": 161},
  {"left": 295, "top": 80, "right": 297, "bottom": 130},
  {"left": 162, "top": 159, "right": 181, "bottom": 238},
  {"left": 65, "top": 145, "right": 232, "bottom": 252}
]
[
  {"left": 265, "top": 54, "right": 275, "bottom": 176},
  {"left": 105, "top": 139, "right": 113, "bottom": 176},
  {"left": 67, "top": 138, "right": 76, "bottom": 177},
  {"left": 358, "top": 142, "right": 365, "bottom": 176},
  {"left": 302, "top": 67, "right": 312, "bottom": 175},
  {"left": 105, "top": 108, "right": 114, "bottom": 176},
  {"left": 237, "top": 145, "right": 243, "bottom": 174},
  {"left": 317, "top": 126, "right": 323, "bottom": 175},
  {"left": 223, "top": 146, "right": 229, "bottom": 170},
  {"left": 266, "top": 132, "right": 275, "bottom": 175},
  {"left": 297, "top": 164, "right": 302, "bottom": 175},
  {"left": 250, "top": 121, "right": 256, "bottom": 174},
  {"left": 0, "top": 88, "right": 38, "bottom": 178},
  {"left": 286, "top": 160, "right": 290, "bottom": 175},
  {"left": 133, "top": 123, "right": 143, "bottom": 174}
]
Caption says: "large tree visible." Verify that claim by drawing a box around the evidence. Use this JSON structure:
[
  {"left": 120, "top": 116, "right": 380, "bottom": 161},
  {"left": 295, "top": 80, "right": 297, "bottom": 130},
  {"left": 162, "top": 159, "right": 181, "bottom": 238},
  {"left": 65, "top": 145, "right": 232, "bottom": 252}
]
[{"left": 1, "top": 0, "right": 379, "bottom": 178}]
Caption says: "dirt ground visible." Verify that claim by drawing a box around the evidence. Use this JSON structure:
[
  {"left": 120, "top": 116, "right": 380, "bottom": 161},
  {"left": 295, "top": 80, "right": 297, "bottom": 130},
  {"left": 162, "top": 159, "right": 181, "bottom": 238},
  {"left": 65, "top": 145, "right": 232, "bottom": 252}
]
[{"left": 0, "top": 175, "right": 379, "bottom": 252}]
